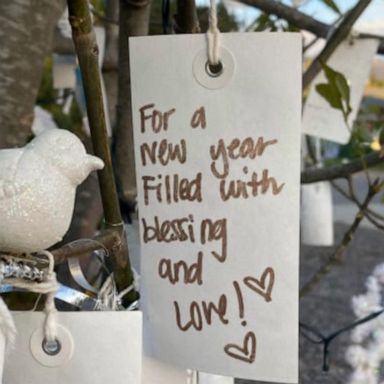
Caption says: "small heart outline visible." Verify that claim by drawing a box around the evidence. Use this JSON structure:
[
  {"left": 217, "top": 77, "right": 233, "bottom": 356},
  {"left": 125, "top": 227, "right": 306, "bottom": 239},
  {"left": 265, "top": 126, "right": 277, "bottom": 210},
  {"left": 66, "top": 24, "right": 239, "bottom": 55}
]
[
  {"left": 243, "top": 267, "right": 275, "bottom": 302},
  {"left": 224, "top": 331, "right": 256, "bottom": 364}
]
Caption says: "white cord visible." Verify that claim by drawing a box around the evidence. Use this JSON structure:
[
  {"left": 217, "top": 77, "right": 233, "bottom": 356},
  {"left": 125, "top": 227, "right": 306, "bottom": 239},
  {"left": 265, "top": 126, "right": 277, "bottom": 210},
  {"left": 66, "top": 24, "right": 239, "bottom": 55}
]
[
  {"left": 0, "top": 293, "right": 16, "bottom": 350},
  {"left": 207, "top": 0, "right": 221, "bottom": 65},
  {"left": 42, "top": 251, "right": 58, "bottom": 343},
  {"left": 2, "top": 251, "right": 59, "bottom": 345}
]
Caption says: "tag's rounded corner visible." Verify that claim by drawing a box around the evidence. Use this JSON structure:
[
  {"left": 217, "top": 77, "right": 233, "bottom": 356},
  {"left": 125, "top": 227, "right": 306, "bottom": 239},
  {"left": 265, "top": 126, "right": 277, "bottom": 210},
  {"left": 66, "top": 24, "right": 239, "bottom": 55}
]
[
  {"left": 30, "top": 324, "right": 74, "bottom": 367},
  {"left": 192, "top": 47, "right": 235, "bottom": 90}
]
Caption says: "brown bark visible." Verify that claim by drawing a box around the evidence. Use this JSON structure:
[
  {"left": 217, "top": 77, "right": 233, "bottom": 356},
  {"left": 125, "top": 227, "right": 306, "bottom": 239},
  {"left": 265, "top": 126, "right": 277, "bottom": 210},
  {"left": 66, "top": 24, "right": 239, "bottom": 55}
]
[
  {"left": 103, "top": 0, "right": 119, "bottom": 71},
  {"left": 301, "top": 152, "right": 383, "bottom": 184},
  {"left": 174, "top": 0, "right": 200, "bottom": 33},
  {"left": 53, "top": 230, "right": 121, "bottom": 265},
  {"left": 68, "top": 0, "right": 136, "bottom": 302},
  {"left": 103, "top": 0, "right": 120, "bottom": 128},
  {"left": 64, "top": 0, "right": 118, "bottom": 245},
  {"left": 300, "top": 181, "right": 380, "bottom": 297},
  {"left": 114, "top": 0, "right": 152, "bottom": 208},
  {"left": 0, "top": 0, "right": 66, "bottom": 148}
]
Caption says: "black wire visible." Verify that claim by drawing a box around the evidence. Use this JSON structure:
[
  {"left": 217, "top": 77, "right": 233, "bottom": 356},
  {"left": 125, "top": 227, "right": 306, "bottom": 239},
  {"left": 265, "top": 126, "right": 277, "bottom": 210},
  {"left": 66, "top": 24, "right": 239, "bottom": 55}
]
[
  {"left": 300, "top": 308, "right": 384, "bottom": 371},
  {"left": 162, "top": 0, "right": 171, "bottom": 34}
]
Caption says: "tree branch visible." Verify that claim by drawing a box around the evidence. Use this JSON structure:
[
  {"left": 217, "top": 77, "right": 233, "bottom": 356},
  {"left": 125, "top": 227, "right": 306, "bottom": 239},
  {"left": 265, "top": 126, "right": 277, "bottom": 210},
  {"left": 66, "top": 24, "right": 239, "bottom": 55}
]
[
  {"left": 68, "top": 0, "right": 122, "bottom": 228},
  {"left": 331, "top": 179, "right": 384, "bottom": 230},
  {"left": 303, "top": 0, "right": 372, "bottom": 88},
  {"left": 301, "top": 152, "right": 383, "bottom": 184},
  {"left": 300, "top": 179, "right": 381, "bottom": 297},
  {"left": 67, "top": 0, "right": 136, "bottom": 302},
  {"left": 174, "top": 0, "right": 201, "bottom": 33},
  {"left": 114, "top": 0, "right": 152, "bottom": 210},
  {"left": 103, "top": 0, "right": 119, "bottom": 71},
  {"left": 239, "top": 0, "right": 328, "bottom": 36},
  {"left": 237, "top": 0, "right": 384, "bottom": 55},
  {"left": 52, "top": 230, "right": 121, "bottom": 264},
  {"left": 103, "top": 0, "right": 119, "bottom": 128}
]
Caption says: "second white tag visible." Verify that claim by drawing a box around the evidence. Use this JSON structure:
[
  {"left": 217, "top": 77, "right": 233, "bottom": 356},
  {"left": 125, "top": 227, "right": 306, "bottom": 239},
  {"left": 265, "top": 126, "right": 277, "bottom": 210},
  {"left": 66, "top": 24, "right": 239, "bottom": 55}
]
[
  {"left": 303, "top": 38, "right": 379, "bottom": 144},
  {"left": 3, "top": 311, "right": 142, "bottom": 384}
]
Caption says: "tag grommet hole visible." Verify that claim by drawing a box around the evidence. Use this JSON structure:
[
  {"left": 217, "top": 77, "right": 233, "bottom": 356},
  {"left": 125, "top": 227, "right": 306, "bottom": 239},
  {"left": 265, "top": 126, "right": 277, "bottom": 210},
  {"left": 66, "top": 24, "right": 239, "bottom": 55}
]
[
  {"left": 42, "top": 338, "right": 62, "bottom": 356},
  {"left": 205, "top": 60, "right": 224, "bottom": 78},
  {"left": 193, "top": 48, "right": 234, "bottom": 89}
]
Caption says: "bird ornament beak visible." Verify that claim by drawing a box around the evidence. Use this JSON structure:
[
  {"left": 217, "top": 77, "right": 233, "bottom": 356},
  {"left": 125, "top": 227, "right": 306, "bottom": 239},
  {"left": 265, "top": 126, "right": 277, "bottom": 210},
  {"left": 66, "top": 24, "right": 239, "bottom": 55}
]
[{"left": 86, "top": 155, "right": 104, "bottom": 172}]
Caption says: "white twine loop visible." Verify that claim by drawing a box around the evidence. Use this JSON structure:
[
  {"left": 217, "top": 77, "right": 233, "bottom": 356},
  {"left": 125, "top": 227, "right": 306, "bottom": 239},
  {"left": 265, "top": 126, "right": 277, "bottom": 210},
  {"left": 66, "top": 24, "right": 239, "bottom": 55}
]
[
  {"left": 0, "top": 251, "right": 59, "bottom": 348},
  {"left": 0, "top": 294, "right": 16, "bottom": 350},
  {"left": 40, "top": 251, "right": 59, "bottom": 344},
  {"left": 206, "top": 0, "right": 221, "bottom": 66}
]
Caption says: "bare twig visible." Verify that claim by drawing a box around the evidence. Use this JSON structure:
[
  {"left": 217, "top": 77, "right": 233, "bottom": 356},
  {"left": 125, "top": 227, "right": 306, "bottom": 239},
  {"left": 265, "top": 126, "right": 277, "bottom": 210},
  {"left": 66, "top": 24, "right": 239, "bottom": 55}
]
[
  {"left": 236, "top": 0, "right": 384, "bottom": 55},
  {"left": 331, "top": 179, "right": 384, "bottom": 231},
  {"left": 238, "top": 0, "right": 328, "bottom": 36},
  {"left": 303, "top": 14, "right": 343, "bottom": 53},
  {"left": 103, "top": 0, "right": 119, "bottom": 130},
  {"left": 103, "top": 0, "right": 119, "bottom": 71},
  {"left": 303, "top": 0, "right": 372, "bottom": 88},
  {"left": 301, "top": 152, "right": 383, "bottom": 184},
  {"left": 347, "top": 177, "right": 384, "bottom": 222},
  {"left": 52, "top": 230, "right": 121, "bottom": 264},
  {"left": 300, "top": 179, "right": 382, "bottom": 297}
]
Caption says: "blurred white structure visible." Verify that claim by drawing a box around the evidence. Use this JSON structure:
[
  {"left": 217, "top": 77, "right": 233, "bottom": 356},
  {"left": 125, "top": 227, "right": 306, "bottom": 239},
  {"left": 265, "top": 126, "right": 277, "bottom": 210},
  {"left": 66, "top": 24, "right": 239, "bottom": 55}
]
[{"left": 301, "top": 181, "right": 334, "bottom": 246}]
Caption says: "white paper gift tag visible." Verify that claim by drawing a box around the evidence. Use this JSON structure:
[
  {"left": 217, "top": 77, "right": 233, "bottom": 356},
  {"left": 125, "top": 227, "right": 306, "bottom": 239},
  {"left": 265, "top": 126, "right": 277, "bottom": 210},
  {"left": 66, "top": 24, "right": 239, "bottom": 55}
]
[
  {"left": 130, "top": 33, "right": 301, "bottom": 383},
  {"left": 3, "top": 311, "right": 142, "bottom": 384},
  {"left": 303, "top": 38, "right": 379, "bottom": 144}
]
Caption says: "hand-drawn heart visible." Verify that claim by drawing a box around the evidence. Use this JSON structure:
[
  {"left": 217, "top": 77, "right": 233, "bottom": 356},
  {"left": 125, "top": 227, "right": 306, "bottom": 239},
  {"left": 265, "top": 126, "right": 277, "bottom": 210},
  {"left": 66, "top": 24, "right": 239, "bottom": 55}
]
[
  {"left": 243, "top": 267, "right": 275, "bottom": 302},
  {"left": 224, "top": 331, "right": 256, "bottom": 364}
]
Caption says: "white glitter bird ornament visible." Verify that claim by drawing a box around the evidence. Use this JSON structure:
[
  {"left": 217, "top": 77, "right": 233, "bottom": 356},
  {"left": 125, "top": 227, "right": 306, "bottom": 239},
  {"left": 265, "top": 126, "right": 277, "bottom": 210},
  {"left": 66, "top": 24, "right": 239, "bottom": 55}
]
[{"left": 0, "top": 125, "right": 104, "bottom": 253}]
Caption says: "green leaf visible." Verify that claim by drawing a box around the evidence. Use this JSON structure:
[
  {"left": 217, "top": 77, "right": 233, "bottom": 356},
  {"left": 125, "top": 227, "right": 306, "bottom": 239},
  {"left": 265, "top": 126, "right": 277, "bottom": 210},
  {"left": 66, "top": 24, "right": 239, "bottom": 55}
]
[
  {"left": 356, "top": 125, "right": 373, "bottom": 144},
  {"left": 317, "top": 63, "right": 353, "bottom": 123},
  {"left": 316, "top": 83, "right": 343, "bottom": 110},
  {"left": 334, "top": 72, "right": 350, "bottom": 101},
  {"left": 320, "top": 0, "right": 341, "bottom": 14}
]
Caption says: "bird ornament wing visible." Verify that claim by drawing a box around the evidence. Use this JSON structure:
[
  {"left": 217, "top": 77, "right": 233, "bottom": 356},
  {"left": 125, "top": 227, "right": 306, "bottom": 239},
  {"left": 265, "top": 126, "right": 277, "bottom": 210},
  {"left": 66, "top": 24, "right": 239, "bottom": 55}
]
[{"left": 0, "top": 148, "right": 26, "bottom": 200}]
